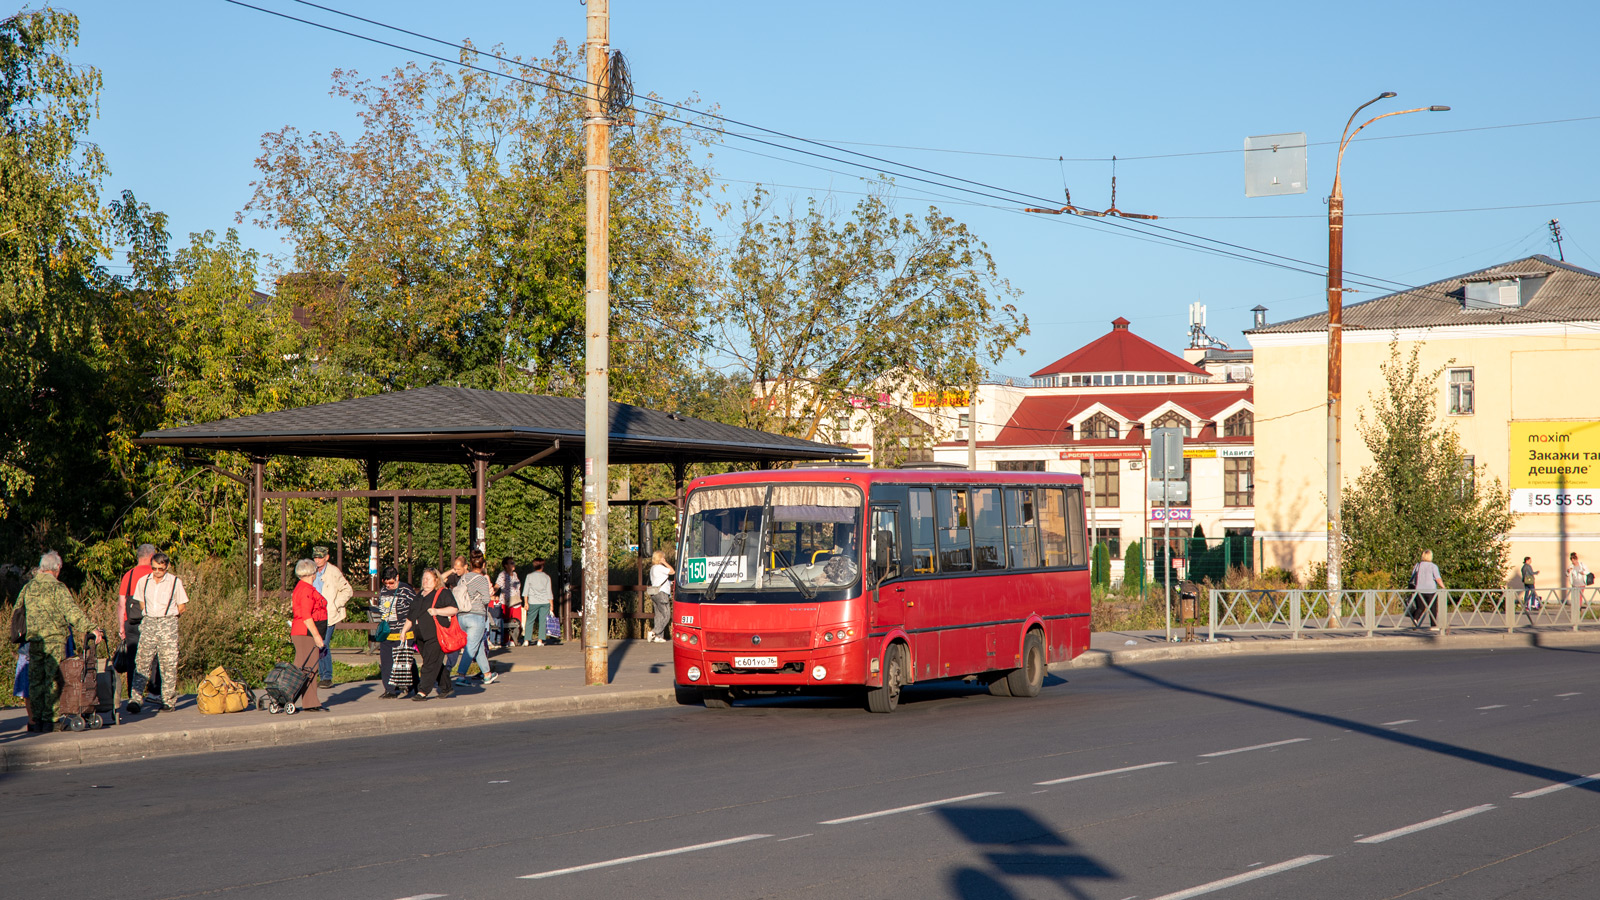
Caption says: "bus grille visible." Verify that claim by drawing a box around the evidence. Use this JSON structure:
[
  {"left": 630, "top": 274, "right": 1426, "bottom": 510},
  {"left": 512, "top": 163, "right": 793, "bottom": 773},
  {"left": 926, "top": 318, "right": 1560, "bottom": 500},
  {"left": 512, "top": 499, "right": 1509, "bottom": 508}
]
[{"left": 705, "top": 630, "right": 812, "bottom": 650}]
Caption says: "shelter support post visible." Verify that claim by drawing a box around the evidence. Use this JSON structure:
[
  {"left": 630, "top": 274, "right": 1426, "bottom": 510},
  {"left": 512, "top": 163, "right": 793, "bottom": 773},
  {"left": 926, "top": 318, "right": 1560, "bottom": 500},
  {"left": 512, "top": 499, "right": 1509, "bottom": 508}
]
[
  {"left": 251, "top": 456, "right": 266, "bottom": 604},
  {"left": 367, "top": 460, "right": 380, "bottom": 593}
]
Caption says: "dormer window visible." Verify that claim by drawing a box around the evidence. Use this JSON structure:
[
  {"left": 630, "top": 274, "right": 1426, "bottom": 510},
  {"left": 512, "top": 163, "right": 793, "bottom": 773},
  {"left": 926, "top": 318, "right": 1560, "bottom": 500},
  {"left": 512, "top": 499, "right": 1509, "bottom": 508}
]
[
  {"left": 1463, "top": 273, "right": 1547, "bottom": 309},
  {"left": 1152, "top": 411, "right": 1191, "bottom": 438},
  {"left": 1081, "top": 412, "right": 1119, "bottom": 439}
]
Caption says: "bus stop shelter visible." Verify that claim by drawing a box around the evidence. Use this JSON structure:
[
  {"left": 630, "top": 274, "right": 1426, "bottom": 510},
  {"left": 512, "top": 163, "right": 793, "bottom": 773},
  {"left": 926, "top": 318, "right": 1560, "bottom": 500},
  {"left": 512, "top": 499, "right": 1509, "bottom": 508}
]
[{"left": 134, "top": 385, "right": 856, "bottom": 623}]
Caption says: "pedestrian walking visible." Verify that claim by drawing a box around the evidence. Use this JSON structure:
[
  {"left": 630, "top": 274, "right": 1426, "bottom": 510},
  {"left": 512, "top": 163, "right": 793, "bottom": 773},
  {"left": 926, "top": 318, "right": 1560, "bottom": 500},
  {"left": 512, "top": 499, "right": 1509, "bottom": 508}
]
[
  {"left": 523, "top": 559, "right": 553, "bottom": 646},
  {"left": 374, "top": 566, "right": 417, "bottom": 698},
  {"left": 1567, "top": 552, "right": 1592, "bottom": 610},
  {"left": 289, "top": 558, "right": 329, "bottom": 712},
  {"left": 20, "top": 551, "right": 104, "bottom": 733},
  {"left": 1520, "top": 556, "right": 1540, "bottom": 612},
  {"left": 1410, "top": 549, "right": 1446, "bottom": 629},
  {"left": 116, "top": 543, "right": 157, "bottom": 700},
  {"left": 311, "top": 545, "right": 353, "bottom": 689},
  {"left": 127, "top": 552, "right": 189, "bottom": 715},
  {"left": 647, "top": 550, "right": 675, "bottom": 643},
  {"left": 403, "top": 568, "right": 458, "bottom": 701},
  {"left": 493, "top": 556, "right": 521, "bottom": 647},
  {"left": 451, "top": 553, "right": 497, "bottom": 685}
]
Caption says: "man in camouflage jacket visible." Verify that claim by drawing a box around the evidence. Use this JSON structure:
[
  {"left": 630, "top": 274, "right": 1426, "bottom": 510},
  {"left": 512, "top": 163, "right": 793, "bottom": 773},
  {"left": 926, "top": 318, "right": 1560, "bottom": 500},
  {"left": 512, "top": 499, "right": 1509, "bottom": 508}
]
[{"left": 21, "top": 551, "right": 103, "bottom": 732}]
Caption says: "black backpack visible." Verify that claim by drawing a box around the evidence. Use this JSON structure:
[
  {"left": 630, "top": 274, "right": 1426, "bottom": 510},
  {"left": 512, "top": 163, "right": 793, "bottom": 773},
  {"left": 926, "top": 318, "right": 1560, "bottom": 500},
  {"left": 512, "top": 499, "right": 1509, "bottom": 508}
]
[{"left": 8, "top": 599, "right": 24, "bottom": 645}]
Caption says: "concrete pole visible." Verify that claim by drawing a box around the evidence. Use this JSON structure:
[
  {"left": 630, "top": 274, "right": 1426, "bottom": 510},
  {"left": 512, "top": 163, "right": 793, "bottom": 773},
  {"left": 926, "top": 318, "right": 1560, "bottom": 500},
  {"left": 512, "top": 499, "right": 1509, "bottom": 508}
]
[
  {"left": 1326, "top": 177, "right": 1345, "bottom": 629},
  {"left": 582, "top": 0, "right": 612, "bottom": 685},
  {"left": 967, "top": 388, "right": 978, "bottom": 471}
]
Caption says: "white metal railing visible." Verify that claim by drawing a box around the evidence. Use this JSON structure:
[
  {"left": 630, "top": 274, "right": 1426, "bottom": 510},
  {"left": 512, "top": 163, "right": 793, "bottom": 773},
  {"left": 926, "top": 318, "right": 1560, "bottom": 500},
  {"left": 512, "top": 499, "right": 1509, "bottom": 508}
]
[{"left": 1205, "top": 586, "right": 1600, "bottom": 640}]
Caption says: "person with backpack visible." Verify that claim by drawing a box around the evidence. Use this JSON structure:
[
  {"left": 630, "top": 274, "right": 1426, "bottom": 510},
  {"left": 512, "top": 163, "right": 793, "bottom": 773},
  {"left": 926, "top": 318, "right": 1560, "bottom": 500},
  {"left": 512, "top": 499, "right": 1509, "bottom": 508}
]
[
  {"left": 451, "top": 553, "right": 498, "bottom": 686},
  {"left": 1519, "top": 557, "right": 1540, "bottom": 613},
  {"left": 20, "top": 551, "right": 104, "bottom": 733},
  {"left": 1410, "top": 549, "right": 1446, "bottom": 630},
  {"left": 1568, "top": 552, "right": 1592, "bottom": 610},
  {"left": 116, "top": 543, "right": 157, "bottom": 700},
  {"left": 127, "top": 551, "right": 189, "bottom": 715}
]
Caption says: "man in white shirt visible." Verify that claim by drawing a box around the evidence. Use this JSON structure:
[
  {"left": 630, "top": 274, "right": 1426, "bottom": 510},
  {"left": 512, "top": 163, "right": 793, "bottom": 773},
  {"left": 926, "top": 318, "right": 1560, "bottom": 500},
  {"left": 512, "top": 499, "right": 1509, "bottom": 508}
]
[
  {"left": 127, "top": 552, "right": 189, "bottom": 715},
  {"left": 523, "top": 560, "right": 554, "bottom": 646}
]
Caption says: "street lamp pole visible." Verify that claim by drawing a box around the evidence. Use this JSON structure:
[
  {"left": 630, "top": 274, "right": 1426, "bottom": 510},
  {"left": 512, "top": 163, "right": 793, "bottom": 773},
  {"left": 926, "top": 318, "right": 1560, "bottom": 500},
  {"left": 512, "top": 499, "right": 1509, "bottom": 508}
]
[{"left": 1326, "top": 94, "right": 1449, "bottom": 620}]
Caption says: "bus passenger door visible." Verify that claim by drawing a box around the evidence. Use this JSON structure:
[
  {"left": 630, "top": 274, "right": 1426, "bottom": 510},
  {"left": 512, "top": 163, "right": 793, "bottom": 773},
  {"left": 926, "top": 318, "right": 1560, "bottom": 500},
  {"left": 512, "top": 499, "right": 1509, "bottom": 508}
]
[{"left": 869, "top": 505, "right": 905, "bottom": 633}]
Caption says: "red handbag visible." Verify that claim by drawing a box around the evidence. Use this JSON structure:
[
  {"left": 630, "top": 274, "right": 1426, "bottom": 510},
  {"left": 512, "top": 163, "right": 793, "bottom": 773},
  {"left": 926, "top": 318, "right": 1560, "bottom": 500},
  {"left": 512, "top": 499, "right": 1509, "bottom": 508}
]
[{"left": 437, "top": 614, "right": 468, "bottom": 653}]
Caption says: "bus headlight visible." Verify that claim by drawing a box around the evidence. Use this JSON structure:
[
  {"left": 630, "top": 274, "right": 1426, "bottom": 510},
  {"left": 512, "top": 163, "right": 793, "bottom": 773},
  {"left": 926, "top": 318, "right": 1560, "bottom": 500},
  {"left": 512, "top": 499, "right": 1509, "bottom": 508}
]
[
  {"left": 823, "top": 631, "right": 834, "bottom": 642},
  {"left": 811, "top": 665, "right": 827, "bottom": 680},
  {"left": 687, "top": 666, "right": 702, "bottom": 682}
]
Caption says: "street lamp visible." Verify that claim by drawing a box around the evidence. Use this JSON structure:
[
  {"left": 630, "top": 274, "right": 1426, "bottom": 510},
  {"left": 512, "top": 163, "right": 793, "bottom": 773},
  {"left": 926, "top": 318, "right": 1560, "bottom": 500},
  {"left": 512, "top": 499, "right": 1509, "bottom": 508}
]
[{"left": 1326, "top": 93, "right": 1449, "bottom": 619}]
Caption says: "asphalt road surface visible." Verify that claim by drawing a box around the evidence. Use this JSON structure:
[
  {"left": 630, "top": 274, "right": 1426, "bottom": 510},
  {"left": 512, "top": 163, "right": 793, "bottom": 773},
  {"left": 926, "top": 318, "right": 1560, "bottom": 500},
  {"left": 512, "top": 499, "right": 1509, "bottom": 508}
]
[{"left": 5, "top": 646, "right": 1600, "bottom": 900}]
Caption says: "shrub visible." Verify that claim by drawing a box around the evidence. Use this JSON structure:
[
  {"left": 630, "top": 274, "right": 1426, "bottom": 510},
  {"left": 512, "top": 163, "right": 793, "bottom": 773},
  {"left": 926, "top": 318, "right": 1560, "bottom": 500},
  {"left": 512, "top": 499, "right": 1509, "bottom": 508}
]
[
  {"left": 1091, "top": 543, "right": 1112, "bottom": 589},
  {"left": 1122, "top": 541, "right": 1144, "bottom": 592}
]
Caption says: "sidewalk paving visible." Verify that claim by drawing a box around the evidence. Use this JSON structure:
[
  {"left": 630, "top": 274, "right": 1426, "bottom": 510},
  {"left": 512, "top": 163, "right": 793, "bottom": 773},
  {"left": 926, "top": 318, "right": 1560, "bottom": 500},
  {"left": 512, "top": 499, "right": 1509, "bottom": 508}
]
[{"left": 5, "top": 627, "right": 1599, "bottom": 772}]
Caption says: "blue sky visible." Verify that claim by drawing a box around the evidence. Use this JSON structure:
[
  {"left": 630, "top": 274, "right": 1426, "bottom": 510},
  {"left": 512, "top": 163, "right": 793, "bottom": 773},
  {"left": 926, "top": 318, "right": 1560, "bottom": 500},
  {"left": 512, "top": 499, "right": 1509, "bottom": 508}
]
[{"left": 69, "top": 1, "right": 1600, "bottom": 377}]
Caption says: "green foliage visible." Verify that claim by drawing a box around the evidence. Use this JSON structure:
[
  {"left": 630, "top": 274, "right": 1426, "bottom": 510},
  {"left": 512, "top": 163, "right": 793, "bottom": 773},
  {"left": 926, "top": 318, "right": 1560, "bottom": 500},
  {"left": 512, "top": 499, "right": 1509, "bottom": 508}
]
[
  {"left": 1342, "top": 343, "right": 1518, "bottom": 589},
  {"left": 1122, "top": 540, "right": 1144, "bottom": 590},
  {"left": 716, "top": 185, "right": 1028, "bottom": 452},
  {"left": 1091, "top": 542, "right": 1112, "bottom": 589}
]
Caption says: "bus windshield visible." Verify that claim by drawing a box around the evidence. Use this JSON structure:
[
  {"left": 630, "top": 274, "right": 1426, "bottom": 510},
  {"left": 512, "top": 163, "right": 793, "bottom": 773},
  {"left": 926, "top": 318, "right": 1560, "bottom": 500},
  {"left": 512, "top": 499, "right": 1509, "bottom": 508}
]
[{"left": 680, "top": 483, "right": 863, "bottom": 599}]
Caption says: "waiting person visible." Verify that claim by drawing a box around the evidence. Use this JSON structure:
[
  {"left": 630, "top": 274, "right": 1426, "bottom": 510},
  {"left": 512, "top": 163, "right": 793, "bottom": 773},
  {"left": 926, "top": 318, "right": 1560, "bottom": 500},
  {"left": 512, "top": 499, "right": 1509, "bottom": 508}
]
[
  {"left": 311, "top": 545, "right": 353, "bottom": 689},
  {"left": 1568, "top": 552, "right": 1592, "bottom": 610},
  {"left": 289, "top": 558, "right": 328, "bottom": 712},
  {"left": 451, "top": 553, "right": 497, "bottom": 685},
  {"left": 1410, "top": 549, "right": 1446, "bottom": 630},
  {"left": 126, "top": 552, "right": 189, "bottom": 715},
  {"left": 523, "top": 559, "right": 553, "bottom": 646},
  {"left": 493, "top": 556, "right": 521, "bottom": 647},
  {"left": 21, "top": 551, "right": 104, "bottom": 733},
  {"left": 647, "top": 550, "right": 675, "bottom": 643},
  {"left": 1520, "top": 556, "right": 1540, "bottom": 612},
  {"left": 403, "top": 568, "right": 458, "bottom": 701},
  {"left": 374, "top": 566, "right": 416, "bottom": 699},
  {"left": 13, "top": 639, "right": 29, "bottom": 724},
  {"left": 116, "top": 543, "right": 156, "bottom": 700}
]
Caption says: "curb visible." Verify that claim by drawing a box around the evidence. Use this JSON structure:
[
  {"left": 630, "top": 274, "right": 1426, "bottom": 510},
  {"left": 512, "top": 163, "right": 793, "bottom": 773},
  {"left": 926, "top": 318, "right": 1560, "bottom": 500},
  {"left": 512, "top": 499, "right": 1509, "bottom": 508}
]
[
  {"left": 0, "top": 688, "right": 675, "bottom": 773},
  {"left": 1059, "top": 629, "right": 1600, "bottom": 671}
]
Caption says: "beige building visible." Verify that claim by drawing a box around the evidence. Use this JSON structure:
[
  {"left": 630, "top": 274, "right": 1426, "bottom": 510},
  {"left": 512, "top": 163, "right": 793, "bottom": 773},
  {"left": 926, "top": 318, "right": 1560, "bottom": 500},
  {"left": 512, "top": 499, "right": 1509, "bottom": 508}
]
[{"left": 1248, "top": 255, "right": 1600, "bottom": 584}]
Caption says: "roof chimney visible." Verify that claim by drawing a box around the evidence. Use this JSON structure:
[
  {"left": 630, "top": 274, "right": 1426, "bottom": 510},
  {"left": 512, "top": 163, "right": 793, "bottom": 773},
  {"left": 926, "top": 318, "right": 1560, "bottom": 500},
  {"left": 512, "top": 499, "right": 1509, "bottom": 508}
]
[
  {"left": 1111, "top": 316, "right": 1131, "bottom": 331},
  {"left": 1251, "top": 305, "right": 1268, "bottom": 329}
]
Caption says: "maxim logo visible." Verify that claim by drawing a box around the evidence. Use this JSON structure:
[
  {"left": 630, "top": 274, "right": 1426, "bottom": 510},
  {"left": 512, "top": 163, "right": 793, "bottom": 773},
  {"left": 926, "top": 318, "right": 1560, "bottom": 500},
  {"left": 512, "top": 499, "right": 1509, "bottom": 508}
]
[{"left": 1528, "top": 433, "right": 1571, "bottom": 443}]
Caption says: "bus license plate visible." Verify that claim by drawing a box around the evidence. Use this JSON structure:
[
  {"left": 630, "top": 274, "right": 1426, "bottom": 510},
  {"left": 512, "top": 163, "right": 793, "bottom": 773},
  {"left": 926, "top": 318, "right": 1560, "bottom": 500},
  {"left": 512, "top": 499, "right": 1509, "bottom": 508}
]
[{"left": 734, "top": 655, "right": 778, "bottom": 669}]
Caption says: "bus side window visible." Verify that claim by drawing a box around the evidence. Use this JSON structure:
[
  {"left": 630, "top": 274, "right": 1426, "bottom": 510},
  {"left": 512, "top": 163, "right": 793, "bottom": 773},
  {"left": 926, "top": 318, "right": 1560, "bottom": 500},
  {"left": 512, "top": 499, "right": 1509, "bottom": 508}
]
[
  {"left": 936, "top": 487, "right": 973, "bottom": 572},
  {"left": 1065, "top": 486, "right": 1087, "bottom": 567},
  {"left": 972, "top": 487, "right": 1006, "bottom": 571},
  {"left": 871, "top": 507, "right": 901, "bottom": 584},
  {"left": 909, "top": 487, "right": 937, "bottom": 574},
  {"left": 1004, "top": 488, "right": 1041, "bottom": 569},
  {"left": 1039, "top": 488, "right": 1070, "bottom": 568}
]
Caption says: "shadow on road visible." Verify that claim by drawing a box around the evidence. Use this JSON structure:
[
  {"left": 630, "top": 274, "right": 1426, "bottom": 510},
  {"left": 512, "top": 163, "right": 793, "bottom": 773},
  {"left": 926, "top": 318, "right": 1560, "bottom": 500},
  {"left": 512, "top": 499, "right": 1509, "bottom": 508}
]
[
  {"left": 937, "top": 805, "right": 1116, "bottom": 900},
  {"left": 1109, "top": 658, "right": 1600, "bottom": 795}
]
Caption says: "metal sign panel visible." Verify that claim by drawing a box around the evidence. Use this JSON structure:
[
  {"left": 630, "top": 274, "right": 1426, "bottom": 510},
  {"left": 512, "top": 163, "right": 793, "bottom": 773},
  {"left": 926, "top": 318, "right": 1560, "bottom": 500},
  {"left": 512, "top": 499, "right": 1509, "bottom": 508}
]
[
  {"left": 1150, "top": 481, "right": 1189, "bottom": 502},
  {"left": 1244, "top": 132, "right": 1307, "bottom": 197},
  {"left": 1151, "top": 427, "right": 1185, "bottom": 479}
]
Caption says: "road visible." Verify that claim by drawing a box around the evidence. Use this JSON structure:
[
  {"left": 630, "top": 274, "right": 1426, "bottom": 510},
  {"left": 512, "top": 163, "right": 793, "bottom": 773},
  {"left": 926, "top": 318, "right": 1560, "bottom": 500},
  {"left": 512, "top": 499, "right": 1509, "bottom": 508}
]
[{"left": 5, "top": 646, "right": 1600, "bottom": 900}]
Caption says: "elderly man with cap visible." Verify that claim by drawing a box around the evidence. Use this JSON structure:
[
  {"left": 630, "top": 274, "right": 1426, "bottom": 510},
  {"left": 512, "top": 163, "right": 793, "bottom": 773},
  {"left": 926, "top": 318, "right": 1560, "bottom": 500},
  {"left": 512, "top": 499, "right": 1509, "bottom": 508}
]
[
  {"left": 311, "top": 545, "right": 353, "bottom": 689},
  {"left": 20, "top": 551, "right": 103, "bottom": 732}
]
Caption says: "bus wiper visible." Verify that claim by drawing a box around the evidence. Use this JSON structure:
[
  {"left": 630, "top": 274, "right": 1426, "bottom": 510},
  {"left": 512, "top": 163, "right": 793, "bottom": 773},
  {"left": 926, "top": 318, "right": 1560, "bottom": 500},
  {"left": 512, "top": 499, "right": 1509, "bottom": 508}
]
[
  {"left": 770, "top": 548, "right": 816, "bottom": 599},
  {"left": 704, "top": 530, "right": 749, "bottom": 603}
]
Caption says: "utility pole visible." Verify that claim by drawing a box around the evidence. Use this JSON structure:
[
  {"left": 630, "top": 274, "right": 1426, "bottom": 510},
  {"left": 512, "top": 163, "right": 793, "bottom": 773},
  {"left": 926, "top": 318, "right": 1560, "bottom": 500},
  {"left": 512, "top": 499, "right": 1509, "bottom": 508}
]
[
  {"left": 1549, "top": 219, "right": 1565, "bottom": 261},
  {"left": 1326, "top": 94, "right": 1448, "bottom": 628},
  {"left": 582, "top": 0, "right": 612, "bottom": 685},
  {"left": 966, "top": 388, "right": 977, "bottom": 471}
]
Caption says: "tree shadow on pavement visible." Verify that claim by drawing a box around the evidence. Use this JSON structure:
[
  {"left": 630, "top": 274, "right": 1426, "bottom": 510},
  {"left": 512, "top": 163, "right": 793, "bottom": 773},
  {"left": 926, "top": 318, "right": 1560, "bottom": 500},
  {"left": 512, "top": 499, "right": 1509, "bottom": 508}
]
[
  {"left": 1110, "top": 661, "right": 1600, "bottom": 795},
  {"left": 937, "top": 805, "right": 1117, "bottom": 900}
]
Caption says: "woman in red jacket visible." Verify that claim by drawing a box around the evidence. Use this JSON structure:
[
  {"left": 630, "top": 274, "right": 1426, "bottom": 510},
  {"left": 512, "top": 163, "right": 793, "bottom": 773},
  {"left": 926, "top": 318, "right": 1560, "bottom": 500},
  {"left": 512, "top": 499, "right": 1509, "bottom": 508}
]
[{"left": 290, "top": 558, "right": 329, "bottom": 711}]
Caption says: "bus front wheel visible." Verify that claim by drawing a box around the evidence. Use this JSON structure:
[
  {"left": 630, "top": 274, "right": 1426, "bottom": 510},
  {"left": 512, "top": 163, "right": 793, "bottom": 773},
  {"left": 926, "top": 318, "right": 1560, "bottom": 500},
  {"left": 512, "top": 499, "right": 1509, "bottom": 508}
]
[
  {"left": 1002, "top": 630, "right": 1046, "bottom": 698},
  {"left": 701, "top": 688, "right": 732, "bottom": 709},
  {"left": 866, "top": 644, "right": 906, "bottom": 714}
]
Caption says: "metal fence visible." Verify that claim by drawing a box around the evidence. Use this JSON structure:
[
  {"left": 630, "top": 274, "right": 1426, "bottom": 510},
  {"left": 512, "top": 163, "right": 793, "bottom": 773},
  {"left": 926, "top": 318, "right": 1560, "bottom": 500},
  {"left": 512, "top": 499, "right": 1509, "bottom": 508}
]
[{"left": 1204, "top": 586, "right": 1600, "bottom": 640}]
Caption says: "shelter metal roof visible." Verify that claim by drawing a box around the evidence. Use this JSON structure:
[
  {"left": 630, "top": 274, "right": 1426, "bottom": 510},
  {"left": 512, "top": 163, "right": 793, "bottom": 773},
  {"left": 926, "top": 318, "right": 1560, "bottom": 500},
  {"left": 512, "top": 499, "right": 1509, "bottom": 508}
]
[{"left": 134, "top": 386, "right": 856, "bottom": 467}]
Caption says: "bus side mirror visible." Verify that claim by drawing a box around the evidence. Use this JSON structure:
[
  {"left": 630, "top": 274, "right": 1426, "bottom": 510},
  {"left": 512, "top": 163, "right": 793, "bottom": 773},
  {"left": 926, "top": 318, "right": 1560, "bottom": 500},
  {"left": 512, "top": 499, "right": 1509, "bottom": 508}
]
[{"left": 872, "top": 529, "right": 897, "bottom": 584}]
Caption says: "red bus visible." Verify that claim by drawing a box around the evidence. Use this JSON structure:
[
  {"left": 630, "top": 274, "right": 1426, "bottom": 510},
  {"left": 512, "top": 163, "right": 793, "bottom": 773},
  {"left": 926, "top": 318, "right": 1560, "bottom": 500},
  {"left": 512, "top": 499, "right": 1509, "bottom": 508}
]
[{"left": 671, "top": 466, "right": 1091, "bottom": 712}]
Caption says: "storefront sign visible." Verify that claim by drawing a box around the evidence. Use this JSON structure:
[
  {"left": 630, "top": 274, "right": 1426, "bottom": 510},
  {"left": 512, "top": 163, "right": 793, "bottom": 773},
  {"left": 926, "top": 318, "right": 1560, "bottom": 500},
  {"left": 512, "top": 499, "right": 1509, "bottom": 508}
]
[
  {"left": 1059, "top": 449, "right": 1144, "bottom": 460},
  {"left": 1150, "top": 507, "right": 1193, "bottom": 521},
  {"left": 912, "top": 390, "right": 970, "bottom": 408},
  {"left": 1509, "top": 421, "right": 1600, "bottom": 513},
  {"left": 1219, "top": 447, "right": 1255, "bottom": 458}
]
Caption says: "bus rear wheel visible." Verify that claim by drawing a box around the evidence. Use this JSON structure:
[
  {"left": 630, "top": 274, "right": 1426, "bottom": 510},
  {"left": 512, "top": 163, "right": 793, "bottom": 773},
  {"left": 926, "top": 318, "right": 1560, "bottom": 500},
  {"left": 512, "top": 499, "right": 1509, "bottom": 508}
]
[
  {"left": 1002, "top": 630, "right": 1046, "bottom": 698},
  {"left": 866, "top": 644, "right": 906, "bottom": 714}
]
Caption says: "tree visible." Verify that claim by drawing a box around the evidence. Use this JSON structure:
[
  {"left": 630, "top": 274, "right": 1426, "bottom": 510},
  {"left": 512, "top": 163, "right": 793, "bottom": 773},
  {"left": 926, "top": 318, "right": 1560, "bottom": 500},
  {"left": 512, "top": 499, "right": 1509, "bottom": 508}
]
[
  {"left": 716, "top": 185, "right": 1028, "bottom": 443},
  {"left": 1091, "top": 542, "right": 1111, "bottom": 589},
  {"left": 1123, "top": 540, "right": 1144, "bottom": 591},
  {"left": 245, "top": 43, "right": 718, "bottom": 406},
  {"left": 1342, "top": 343, "right": 1516, "bottom": 588}
]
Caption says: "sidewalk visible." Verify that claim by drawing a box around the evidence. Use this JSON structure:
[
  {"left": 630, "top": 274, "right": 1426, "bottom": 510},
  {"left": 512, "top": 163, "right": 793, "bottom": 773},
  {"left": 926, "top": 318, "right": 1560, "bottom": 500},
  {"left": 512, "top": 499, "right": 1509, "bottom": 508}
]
[{"left": 5, "top": 627, "right": 1599, "bottom": 772}]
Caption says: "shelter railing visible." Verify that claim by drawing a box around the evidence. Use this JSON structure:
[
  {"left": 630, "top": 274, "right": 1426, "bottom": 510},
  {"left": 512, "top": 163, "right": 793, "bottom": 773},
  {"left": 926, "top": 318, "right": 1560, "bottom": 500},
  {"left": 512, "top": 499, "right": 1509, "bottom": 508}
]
[{"left": 1205, "top": 587, "right": 1600, "bottom": 640}]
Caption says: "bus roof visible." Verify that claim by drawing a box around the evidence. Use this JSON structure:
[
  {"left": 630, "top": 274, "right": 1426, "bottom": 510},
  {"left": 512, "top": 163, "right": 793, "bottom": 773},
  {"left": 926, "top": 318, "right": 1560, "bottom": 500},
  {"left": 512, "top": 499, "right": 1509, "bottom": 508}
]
[{"left": 687, "top": 467, "right": 1083, "bottom": 492}]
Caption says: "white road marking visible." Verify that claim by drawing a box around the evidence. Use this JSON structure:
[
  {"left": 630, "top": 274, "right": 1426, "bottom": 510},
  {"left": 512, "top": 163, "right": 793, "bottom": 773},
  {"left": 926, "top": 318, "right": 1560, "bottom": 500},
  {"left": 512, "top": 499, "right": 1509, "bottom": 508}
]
[
  {"left": 1144, "top": 855, "right": 1329, "bottom": 900},
  {"left": 1382, "top": 719, "right": 1417, "bottom": 726},
  {"left": 1199, "top": 738, "right": 1309, "bottom": 758},
  {"left": 1557, "top": 692, "right": 1582, "bottom": 697},
  {"left": 1035, "top": 761, "right": 1174, "bottom": 786},
  {"left": 820, "top": 792, "right": 1001, "bottom": 825},
  {"left": 776, "top": 834, "right": 812, "bottom": 842},
  {"left": 1476, "top": 705, "right": 1506, "bottom": 710},
  {"left": 519, "top": 834, "right": 772, "bottom": 879},
  {"left": 488, "top": 780, "right": 510, "bottom": 784},
  {"left": 1355, "top": 805, "right": 1496, "bottom": 843},
  {"left": 1512, "top": 773, "right": 1600, "bottom": 799},
  {"left": 394, "top": 895, "right": 446, "bottom": 900}
]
